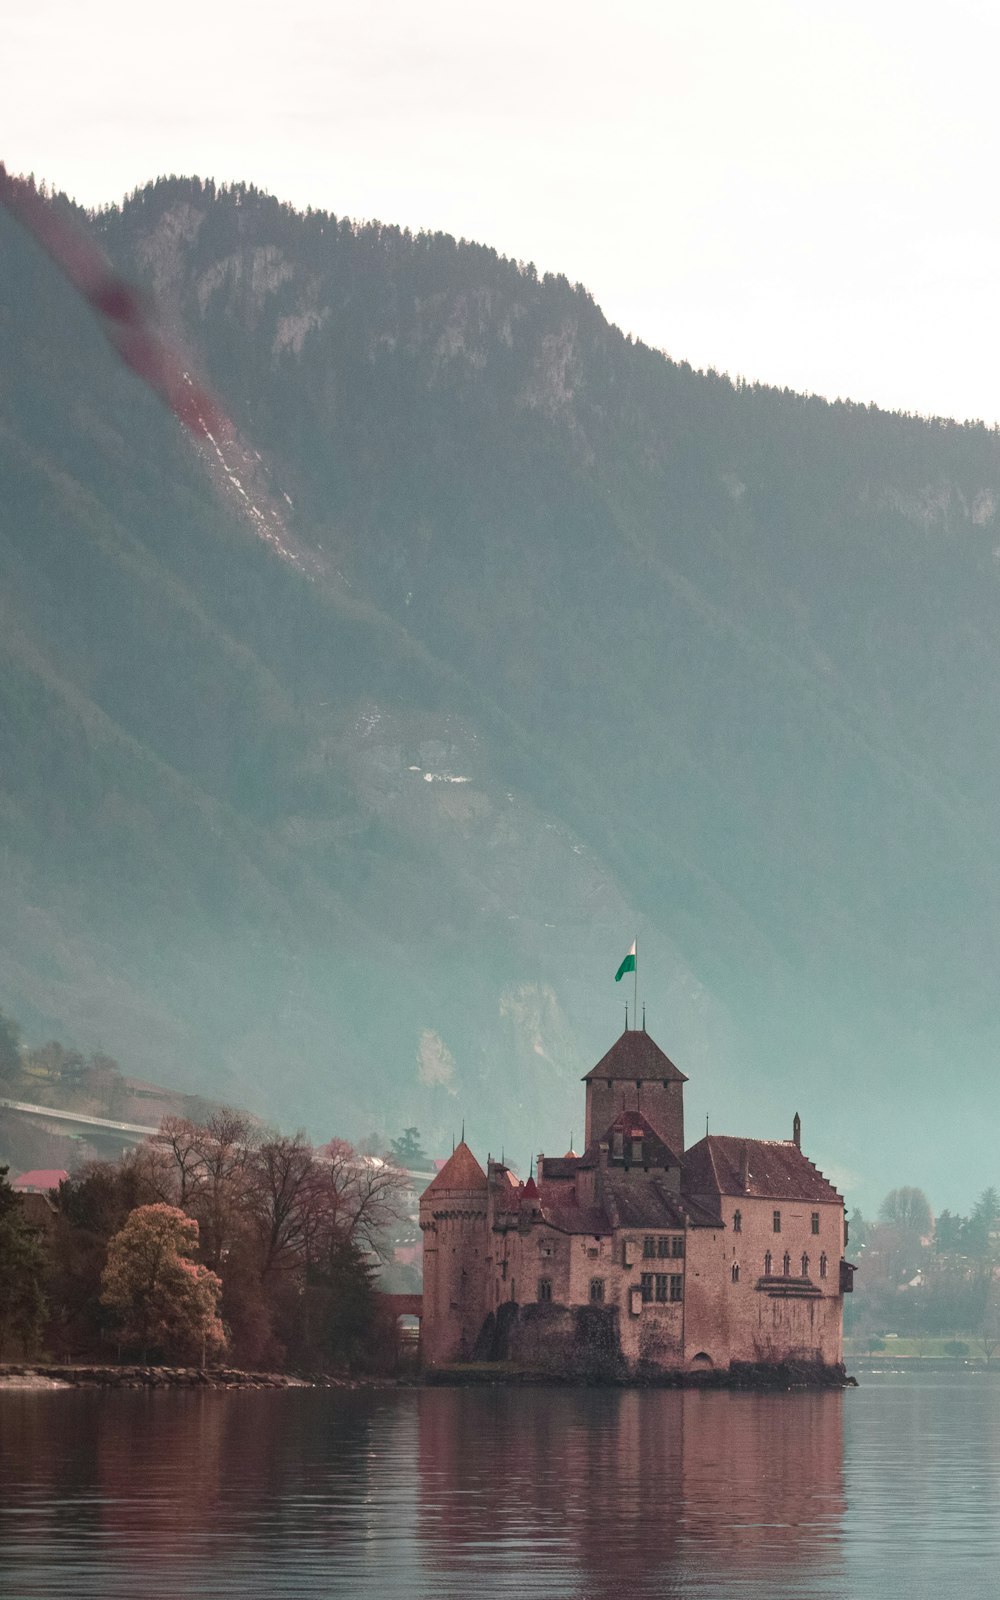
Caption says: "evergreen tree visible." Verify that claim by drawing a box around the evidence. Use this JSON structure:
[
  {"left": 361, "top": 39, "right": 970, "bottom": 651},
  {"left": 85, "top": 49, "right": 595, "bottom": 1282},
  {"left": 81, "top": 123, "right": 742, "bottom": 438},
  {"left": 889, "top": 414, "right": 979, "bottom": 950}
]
[
  {"left": 0, "top": 1010, "right": 21, "bottom": 1090},
  {"left": 0, "top": 1166, "right": 47, "bottom": 1357},
  {"left": 389, "top": 1127, "right": 428, "bottom": 1167}
]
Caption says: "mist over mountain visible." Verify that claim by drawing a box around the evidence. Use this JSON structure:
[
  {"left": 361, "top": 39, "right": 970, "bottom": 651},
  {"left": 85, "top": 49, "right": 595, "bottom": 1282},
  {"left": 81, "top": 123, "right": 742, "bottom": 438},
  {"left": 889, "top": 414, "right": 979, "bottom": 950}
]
[{"left": 3, "top": 174, "right": 1000, "bottom": 1209}]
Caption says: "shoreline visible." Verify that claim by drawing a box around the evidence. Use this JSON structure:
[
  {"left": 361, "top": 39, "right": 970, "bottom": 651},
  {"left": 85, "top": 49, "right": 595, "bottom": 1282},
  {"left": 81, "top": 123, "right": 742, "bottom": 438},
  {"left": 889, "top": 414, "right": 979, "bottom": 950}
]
[{"left": 0, "top": 1359, "right": 856, "bottom": 1391}]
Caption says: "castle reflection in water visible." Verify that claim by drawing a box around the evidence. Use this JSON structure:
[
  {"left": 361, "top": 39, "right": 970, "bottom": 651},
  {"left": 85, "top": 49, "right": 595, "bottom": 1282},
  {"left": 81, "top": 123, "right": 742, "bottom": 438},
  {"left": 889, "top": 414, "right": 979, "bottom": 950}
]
[{"left": 0, "top": 1385, "right": 846, "bottom": 1599}]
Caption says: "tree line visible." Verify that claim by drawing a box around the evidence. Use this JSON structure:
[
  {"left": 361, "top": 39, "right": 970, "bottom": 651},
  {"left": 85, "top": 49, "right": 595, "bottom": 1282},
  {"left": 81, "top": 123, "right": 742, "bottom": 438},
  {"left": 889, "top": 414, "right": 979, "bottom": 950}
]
[
  {"left": 1, "top": 1107, "right": 410, "bottom": 1372},
  {"left": 849, "top": 1185, "right": 1000, "bottom": 1352}
]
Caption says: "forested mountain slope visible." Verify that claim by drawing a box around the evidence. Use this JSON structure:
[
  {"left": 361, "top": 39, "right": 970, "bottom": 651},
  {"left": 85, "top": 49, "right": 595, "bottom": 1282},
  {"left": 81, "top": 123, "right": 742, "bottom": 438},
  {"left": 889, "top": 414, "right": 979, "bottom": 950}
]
[{"left": 3, "top": 174, "right": 1000, "bottom": 1203}]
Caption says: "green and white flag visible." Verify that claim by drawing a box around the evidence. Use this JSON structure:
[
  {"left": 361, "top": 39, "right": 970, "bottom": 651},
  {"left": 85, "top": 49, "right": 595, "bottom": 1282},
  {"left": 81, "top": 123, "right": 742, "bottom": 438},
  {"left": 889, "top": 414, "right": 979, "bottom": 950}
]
[{"left": 615, "top": 940, "right": 637, "bottom": 982}]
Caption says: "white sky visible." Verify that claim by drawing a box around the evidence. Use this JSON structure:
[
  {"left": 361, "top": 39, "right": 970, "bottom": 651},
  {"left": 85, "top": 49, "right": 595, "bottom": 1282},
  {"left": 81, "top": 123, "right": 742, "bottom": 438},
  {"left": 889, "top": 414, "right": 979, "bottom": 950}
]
[{"left": 5, "top": 0, "right": 1000, "bottom": 423}]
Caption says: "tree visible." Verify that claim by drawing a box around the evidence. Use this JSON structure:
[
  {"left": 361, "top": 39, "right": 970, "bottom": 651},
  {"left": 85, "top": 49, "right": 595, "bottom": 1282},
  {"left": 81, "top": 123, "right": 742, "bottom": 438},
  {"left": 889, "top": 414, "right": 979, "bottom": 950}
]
[
  {"left": 47, "top": 1159, "right": 161, "bottom": 1357},
  {"left": 318, "top": 1140, "right": 406, "bottom": 1259},
  {"left": 101, "top": 1205, "right": 226, "bottom": 1363},
  {"left": 978, "top": 1281, "right": 1000, "bottom": 1365},
  {"left": 0, "top": 1010, "right": 21, "bottom": 1090},
  {"left": 0, "top": 1167, "right": 47, "bottom": 1357},
  {"left": 879, "top": 1188, "right": 933, "bottom": 1240},
  {"left": 389, "top": 1127, "right": 428, "bottom": 1167},
  {"left": 966, "top": 1188, "right": 999, "bottom": 1256},
  {"left": 934, "top": 1210, "right": 966, "bottom": 1253}
]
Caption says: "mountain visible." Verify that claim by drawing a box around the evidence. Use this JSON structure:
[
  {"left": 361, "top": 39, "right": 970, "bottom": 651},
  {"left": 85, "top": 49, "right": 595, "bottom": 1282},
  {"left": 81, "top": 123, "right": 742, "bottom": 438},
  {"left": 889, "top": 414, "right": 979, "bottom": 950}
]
[{"left": 3, "top": 173, "right": 1000, "bottom": 1209}]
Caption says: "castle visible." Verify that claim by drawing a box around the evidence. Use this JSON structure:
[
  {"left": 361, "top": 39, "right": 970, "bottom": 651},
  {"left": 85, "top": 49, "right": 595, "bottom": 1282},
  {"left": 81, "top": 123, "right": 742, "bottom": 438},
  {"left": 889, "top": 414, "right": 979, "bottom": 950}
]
[{"left": 419, "top": 1025, "right": 853, "bottom": 1377}]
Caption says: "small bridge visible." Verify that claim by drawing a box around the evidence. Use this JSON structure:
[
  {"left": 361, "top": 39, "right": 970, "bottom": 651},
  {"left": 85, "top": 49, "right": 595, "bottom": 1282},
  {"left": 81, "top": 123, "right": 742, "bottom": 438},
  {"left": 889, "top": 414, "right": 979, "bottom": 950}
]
[{"left": 378, "top": 1293, "right": 423, "bottom": 1320}]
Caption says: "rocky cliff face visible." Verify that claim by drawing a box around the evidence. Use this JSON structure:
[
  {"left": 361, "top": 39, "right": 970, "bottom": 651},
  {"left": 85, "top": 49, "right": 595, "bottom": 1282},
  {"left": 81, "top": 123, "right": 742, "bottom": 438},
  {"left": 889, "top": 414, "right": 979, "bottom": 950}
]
[{"left": 3, "top": 175, "right": 1000, "bottom": 1203}]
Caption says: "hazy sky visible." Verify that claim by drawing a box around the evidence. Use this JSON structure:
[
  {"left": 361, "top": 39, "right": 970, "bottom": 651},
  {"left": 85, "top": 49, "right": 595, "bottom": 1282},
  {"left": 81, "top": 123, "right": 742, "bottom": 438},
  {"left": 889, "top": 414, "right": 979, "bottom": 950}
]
[{"left": 6, "top": 0, "right": 1000, "bottom": 422}]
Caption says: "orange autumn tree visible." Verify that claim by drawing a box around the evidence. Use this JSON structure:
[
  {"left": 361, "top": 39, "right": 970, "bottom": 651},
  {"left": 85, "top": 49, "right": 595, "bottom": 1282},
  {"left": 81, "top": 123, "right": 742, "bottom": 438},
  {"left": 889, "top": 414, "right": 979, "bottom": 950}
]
[{"left": 101, "top": 1204, "right": 226, "bottom": 1363}]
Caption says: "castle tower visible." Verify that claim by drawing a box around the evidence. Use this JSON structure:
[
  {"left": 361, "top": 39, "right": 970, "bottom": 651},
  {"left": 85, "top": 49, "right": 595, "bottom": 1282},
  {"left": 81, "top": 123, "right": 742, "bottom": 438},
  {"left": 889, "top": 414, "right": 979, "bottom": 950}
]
[
  {"left": 582, "top": 1029, "right": 687, "bottom": 1152},
  {"left": 418, "top": 1141, "right": 490, "bottom": 1364}
]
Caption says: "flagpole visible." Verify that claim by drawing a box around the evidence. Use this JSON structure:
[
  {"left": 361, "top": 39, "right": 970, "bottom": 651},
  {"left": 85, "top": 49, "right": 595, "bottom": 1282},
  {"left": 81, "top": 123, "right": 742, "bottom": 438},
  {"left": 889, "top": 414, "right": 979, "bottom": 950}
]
[{"left": 633, "top": 935, "right": 638, "bottom": 1031}]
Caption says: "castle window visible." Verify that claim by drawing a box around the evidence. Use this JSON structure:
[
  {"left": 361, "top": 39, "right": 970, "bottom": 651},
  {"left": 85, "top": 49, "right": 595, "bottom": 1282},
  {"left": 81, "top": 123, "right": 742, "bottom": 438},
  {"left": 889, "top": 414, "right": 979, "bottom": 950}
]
[
  {"left": 801, "top": 1253, "right": 809, "bottom": 1278},
  {"left": 643, "top": 1235, "right": 656, "bottom": 1258},
  {"left": 538, "top": 1278, "right": 552, "bottom": 1302},
  {"left": 655, "top": 1274, "right": 669, "bottom": 1302},
  {"left": 501, "top": 1260, "right": 508, "bottom": 1280},
  {"left": 733, "top": 1209, "right": 742, "bottom": 1233},
  {"left": 820, "top": 1253, "right": 828, "bottom": 1279},
  {"left": 731, "top": 1263, "right": 740, "bottom": 1283},
  {"left": 669, "top": 1275, "right": 683, "bottom": 1302},
  {"left": 640, "top": 1273, "right": 654, "bottom": 1303},
  {"left": 657, "top": 1236, "right": 670, "bottom": 1258},
  {"left": 587, "top": 1246, "right": 599, "bottom": 1259},
  {"left": 811, "top": 1211, "right": 820, "bottom": 1235},
  {"left": 764, "top": 1251, "right": 772, "bottom": 1275},
  {"left": 671, "top": 1235, "right": 685, "bottom": 1258},
  {"left": 783, "top": 1252, "right": 791, "bottom": 1277},
  {"left": 773, "top": 1210, "right": 782, "bottom": 1233},
  {"left": 613, "top": 1131, "right": 624, "bottom": 1158},
  {"left": 590, "top": 1278, "right": 605, "bottom": 1303},
  {"left": 631, "top": 1139, "right": 643, "bottom": 1165}
]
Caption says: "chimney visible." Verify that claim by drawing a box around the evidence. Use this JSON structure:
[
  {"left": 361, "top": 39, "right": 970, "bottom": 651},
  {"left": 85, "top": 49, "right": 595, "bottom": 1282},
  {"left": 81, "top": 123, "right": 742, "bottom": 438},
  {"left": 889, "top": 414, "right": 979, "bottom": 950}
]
[
  {"left": 793, "top": 1112, "right": 801, "bottom": 1151},
  {"left": 740, "top": 1142, "right": 750, "bottom": 1193}
]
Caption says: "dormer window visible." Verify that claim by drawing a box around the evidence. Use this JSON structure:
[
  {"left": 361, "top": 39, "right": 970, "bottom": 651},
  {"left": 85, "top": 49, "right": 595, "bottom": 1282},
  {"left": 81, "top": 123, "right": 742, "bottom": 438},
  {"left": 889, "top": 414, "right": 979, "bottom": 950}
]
[{"left": 613, "top": 1131, "right": 623, "bottom": 1158}]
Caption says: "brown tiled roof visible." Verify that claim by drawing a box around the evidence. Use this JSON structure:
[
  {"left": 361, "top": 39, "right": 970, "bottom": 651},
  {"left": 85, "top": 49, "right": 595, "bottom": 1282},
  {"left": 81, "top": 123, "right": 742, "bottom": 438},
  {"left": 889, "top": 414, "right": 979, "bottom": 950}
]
[
  {"left": 422, "top": 1141, "right": 487, "bottom": 1195},
  {"left": 540, "top": 1202, "right": 612, "bottom": 1236},
  {"left": 601, "top": 1173, "right": 687, "bottom": 1229},
  {"left": 579, "top": 1109, "right": 683, "bottom": 1170},
  {"left": 682, "top": 1135, "right": 842, "bottom": 1204},
  {"left": 582, "top": 1029, "right": 687, "bottom": 1084}
]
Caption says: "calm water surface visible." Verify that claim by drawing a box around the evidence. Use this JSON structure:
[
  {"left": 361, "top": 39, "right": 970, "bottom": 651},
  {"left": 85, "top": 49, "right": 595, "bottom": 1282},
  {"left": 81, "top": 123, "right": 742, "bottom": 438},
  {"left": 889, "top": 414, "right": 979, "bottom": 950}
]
[{"left": 1, "top": 1371, "right": 997, "bottom": 1599}]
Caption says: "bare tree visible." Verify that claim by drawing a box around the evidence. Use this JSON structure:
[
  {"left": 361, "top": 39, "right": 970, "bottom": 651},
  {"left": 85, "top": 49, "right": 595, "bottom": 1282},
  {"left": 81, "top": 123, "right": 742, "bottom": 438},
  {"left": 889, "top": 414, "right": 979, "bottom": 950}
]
[
  {"left": 248, "top": 1133, "right": 318, "bottom": 1279},
  {"left": 317, "top": 1139, "right": 407, "bottom": 1259}
]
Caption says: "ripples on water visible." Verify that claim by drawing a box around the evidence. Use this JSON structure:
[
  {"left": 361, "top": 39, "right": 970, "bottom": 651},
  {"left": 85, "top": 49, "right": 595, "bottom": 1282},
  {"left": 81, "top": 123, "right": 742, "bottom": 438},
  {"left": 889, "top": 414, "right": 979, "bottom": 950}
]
[{"left": 1, "top": 1372, "right": 998, "bottom": 1599}]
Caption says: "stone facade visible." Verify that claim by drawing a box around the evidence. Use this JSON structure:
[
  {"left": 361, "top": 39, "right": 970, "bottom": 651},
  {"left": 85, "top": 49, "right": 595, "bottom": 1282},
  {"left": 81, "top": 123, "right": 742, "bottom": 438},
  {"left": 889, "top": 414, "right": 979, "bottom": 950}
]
[{"left": 419, "top": 1027, "right": 852, "bottom": 1377}]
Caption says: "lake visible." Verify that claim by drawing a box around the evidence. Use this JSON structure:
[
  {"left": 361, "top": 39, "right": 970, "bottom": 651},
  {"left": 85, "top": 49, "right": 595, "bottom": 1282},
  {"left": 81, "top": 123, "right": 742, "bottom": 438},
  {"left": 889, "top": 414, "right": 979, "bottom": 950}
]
[{"left": 1, "top": 1371, "right": 998, "bottom": 1599}]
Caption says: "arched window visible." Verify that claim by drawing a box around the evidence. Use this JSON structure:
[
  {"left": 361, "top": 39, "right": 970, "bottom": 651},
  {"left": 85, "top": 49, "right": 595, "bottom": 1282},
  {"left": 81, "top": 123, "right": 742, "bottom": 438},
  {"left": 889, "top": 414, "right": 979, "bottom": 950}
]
[
  {"left": 782, "top": 1251, "right": 791, "bottom": 1277},
  {"left": 820, "top": 1252, "right": 828, "bottom": 1279},
  {"left": 764, "top": 1250, "right": 772, "bottom": 1276},
  {"left": 801, "top": 1253, "right": 809, "bottom": 1278},
  {"left": 731, "top": 1262, "right": 740, "bottom": 1283},
  {"left": 733, "top": 1209, "right": 742, "bottom": 1233}
]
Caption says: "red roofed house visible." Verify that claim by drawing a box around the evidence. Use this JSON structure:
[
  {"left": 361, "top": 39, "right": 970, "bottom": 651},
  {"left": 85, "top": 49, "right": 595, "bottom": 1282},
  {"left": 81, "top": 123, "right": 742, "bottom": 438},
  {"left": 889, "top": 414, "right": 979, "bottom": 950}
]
[
  {"left": 11, "top": 1169, "right": 68, "bottom": 1194},
  {"left": 419, "top": 1028, "right": 852, "bottom": 1377}
]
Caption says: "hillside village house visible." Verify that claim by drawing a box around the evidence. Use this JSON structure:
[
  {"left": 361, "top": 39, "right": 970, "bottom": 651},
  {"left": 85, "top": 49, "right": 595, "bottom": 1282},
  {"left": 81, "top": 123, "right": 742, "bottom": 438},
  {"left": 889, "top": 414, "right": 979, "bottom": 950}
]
[{"left": 420, "top": 1026, "right": 852, "bottom": 1377}]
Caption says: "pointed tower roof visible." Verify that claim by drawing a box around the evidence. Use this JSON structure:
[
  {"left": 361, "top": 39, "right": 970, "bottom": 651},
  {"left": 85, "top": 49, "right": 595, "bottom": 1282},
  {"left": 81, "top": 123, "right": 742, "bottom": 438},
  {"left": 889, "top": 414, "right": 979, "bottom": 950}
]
[
  {"left": 422, "top": 1140, "right": 488, "bottom": 1195},
  {"left": 582, "top": 1029, "right": 687, "bottom": 1083}
]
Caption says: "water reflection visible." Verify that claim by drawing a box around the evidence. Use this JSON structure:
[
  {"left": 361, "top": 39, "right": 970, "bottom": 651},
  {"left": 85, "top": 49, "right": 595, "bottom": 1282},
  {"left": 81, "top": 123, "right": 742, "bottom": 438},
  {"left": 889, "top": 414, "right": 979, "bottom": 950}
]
[
  {"left": 417, "top": 1387, "right": 845, "bottom": 1597},
  {"left": 0, "top": 1384, "right": 845, "bottom": 1598}
]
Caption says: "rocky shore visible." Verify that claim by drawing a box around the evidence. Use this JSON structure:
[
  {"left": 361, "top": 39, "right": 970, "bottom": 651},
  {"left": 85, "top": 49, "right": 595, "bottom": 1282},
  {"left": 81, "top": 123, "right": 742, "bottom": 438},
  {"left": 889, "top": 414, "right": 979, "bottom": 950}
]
[{"left": 0, "top": 1364, "right": 388, "bottom": 1390}]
